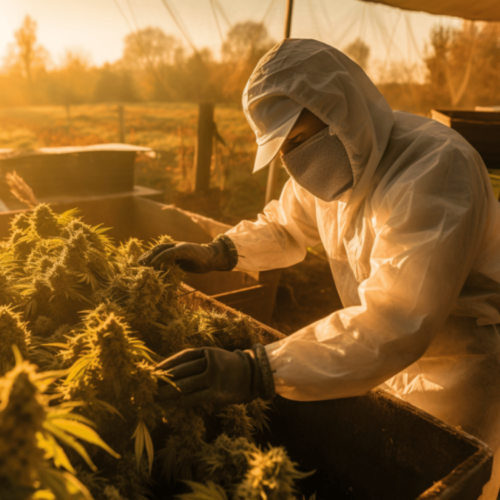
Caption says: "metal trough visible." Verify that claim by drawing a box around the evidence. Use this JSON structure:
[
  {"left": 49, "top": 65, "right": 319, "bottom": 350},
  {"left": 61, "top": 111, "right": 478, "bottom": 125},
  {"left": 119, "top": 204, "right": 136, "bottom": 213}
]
[
  {"left": 181, "top": 288, "right": 494, "bottom": 500},
  {"left": 0, "top": 195, "right": 280, "bottom": 324}
]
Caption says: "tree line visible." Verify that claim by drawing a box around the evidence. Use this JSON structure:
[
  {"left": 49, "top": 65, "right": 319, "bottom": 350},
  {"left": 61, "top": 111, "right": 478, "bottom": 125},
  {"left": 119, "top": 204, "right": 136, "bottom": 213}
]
[{"left": 1, "top": 16, "right": 500, "bottom": 112}]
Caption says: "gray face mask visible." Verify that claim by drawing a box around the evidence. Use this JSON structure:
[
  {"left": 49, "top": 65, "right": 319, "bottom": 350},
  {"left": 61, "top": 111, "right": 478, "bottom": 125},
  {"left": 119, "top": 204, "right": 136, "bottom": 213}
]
[{"left": 281, "top": 127, "right": 353, "bottom": 202}]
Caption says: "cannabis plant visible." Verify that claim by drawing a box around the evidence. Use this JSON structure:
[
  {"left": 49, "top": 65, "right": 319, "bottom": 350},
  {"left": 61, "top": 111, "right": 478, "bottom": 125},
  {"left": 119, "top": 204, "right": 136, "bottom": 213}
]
[
  {"left": 0, "top": 204, "right": 311, "bottom": 500},
  {"left": 0, "top": 347, "right": 118, "bottom": 500}
]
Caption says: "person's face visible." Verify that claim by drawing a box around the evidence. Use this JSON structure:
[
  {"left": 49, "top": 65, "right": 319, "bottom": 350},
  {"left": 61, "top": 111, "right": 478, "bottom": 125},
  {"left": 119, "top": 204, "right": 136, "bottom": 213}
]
[{"left": 280, "top": 108, "right": 328, "bottom": 156}]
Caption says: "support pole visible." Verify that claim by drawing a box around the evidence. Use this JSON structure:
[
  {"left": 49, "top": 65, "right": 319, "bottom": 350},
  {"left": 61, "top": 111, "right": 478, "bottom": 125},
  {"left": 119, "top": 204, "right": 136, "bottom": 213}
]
[
  {"left": 118, "top": 105, "right": 125, "bottom": 143},
  {"left": 264, "top": 0, "right": 294, "bottom": 206},
  {"left": 65, "top": 104, "right": 71, "bottom": 132},
  {"left": 284, "top": 0, "right": 294, "bottom": 38},
  {"left": 194, "top": 102, "right": 214, "bottom": 192}
]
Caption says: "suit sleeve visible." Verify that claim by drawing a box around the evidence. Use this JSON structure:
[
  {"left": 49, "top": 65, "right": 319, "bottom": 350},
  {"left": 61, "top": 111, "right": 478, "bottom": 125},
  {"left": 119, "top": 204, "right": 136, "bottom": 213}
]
[
  {"left": 265, "top": 150, "right": 488, "bottom": 401},
  {"left": 226, "top": 179, "right": 322, "bottom": 272}
]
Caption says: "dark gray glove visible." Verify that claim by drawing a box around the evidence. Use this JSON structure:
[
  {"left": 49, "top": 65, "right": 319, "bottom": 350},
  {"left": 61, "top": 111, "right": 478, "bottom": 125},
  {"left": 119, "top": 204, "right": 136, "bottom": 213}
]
[
  {"left": 137, "top": 235, "right": 238, "bottom": 273},
  {"left": 156, "top": 344, "right": 275, "bottom": 408}
]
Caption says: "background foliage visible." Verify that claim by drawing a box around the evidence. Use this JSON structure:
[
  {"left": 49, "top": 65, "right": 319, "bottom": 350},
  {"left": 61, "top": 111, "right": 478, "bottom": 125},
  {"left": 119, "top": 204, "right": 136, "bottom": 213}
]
[{"left": 1, "top": 16, "right": 500, "bottom": 111}]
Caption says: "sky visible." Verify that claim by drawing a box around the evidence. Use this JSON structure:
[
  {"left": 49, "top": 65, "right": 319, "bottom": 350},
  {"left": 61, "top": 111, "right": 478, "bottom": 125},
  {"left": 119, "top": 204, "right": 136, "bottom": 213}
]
[{"left": 0, "top": 0, "right": 462, "bottom": 79}]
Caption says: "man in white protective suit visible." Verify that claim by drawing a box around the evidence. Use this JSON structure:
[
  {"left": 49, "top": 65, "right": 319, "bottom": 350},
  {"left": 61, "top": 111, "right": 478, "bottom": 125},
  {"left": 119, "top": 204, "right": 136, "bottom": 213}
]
[{"left": 139, "top": 39, "right": 500, "bottom": 499}]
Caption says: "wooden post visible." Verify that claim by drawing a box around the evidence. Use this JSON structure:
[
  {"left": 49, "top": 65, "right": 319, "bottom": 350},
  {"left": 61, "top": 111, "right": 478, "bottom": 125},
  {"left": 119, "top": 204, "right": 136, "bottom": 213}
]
[
  {"left": 65, "top": 104, "right": 71, "bottom": 131},
  {"left": 118, "top": 105, "right": 125, "bottom": 143},
  {"left": 265, "top": 0, "right": 294, "bottom": 205},
  {"left": 284, "top": 0, "right": 294, "bottom": 38},
  {"left": 194, "top": 103, "right": 214, "bottom": 192}
]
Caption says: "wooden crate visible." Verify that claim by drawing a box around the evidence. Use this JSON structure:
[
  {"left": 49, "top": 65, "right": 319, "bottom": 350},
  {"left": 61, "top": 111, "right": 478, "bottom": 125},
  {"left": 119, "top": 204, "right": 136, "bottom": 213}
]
[
  {"left": 0, "top": 145, "right": 152, "bottom": 207},
  {"left": 183, "top": 289, "right": 493, "bottom": 500},
  {"left": 431, "top": 110, "right": 500, "bottom": 170}
]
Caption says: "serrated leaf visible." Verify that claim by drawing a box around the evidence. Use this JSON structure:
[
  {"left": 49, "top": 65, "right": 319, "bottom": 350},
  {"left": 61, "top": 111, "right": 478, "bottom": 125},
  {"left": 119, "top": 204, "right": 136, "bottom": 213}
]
[
  {"left": 65, "top": 354, "right": 92, "bottom": 383},
  {"left": 11, "top": 344, "right": 23, "bottom": 364},
  {"left": 39, "top": 431, "right": 75, "bottom": 474},
  {"left": 41, "top": 343, "right": 69, "bottom": 349},
  {"left": 91, "top": 398, "right": 125, "bottom": 420},
  {"left": 50, "top": 418, "right": 120, "bottom": 459},
  {"left": 157, "top": 374, "right": 178, "bottom": 389},
  {"left": 43, "top": 422, "right": 97, "bottom": 472},
  {"left": 38, "top": 466, "right": 93, "bottom": 500},
  {"left": 132, "top": 420, "right": 145, "bottom": 470},
  {"left": 176, "top": 481, "right": 228, "bottom": 500},
  {"left": 143, "top": 422, "right": 154, "bottom": 475},
  {"left": 46, "top": 411, "right": 96, "bottom": 428},
  {"left": 131, "top": 420, "right": 154, "bottom": 475}
]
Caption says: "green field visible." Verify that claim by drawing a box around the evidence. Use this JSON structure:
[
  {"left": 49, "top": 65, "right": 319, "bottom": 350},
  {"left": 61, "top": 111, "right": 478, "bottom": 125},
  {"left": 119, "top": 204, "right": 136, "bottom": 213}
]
[{"left": 0, "top": 103, "right": 289, "bottom": 223}]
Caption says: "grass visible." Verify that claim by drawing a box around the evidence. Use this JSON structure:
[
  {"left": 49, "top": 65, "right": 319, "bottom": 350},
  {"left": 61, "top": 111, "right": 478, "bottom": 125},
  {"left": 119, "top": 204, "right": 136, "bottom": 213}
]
[{"left": 0, "top": 103, "right": 290, "bottom": 223}]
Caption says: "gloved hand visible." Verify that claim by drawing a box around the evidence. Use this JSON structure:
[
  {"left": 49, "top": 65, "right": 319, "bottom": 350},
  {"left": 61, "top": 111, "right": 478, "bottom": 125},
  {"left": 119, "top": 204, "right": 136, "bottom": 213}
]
[
  {"left": 156, "top": 344, "right": 275, "bottom": 408},
  {"left": 137, "top": 235, "right": 238, "bottom": 273}
]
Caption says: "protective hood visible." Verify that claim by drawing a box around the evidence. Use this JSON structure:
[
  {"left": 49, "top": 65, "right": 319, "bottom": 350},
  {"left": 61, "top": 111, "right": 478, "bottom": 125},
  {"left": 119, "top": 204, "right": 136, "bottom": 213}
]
[{"left": 243, "top": 39, "right": 394, "bottom": 203}]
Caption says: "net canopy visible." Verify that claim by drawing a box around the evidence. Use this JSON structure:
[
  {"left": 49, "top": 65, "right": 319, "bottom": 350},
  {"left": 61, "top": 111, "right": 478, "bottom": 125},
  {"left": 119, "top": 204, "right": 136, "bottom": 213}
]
[{"left": 361, "top": 0, "right": 500, "bottom": 22}]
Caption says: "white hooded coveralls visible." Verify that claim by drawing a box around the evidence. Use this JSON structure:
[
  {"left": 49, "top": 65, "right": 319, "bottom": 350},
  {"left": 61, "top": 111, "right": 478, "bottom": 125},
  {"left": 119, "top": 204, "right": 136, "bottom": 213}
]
[{"left": 226, "top": 39, "right": 500, "bottom": 499}]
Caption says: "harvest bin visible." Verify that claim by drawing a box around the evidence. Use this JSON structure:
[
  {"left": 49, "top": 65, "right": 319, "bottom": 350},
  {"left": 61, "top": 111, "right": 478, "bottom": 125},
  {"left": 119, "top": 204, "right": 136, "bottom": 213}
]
[
  {"left": 431, "top": 110, "right": 500, "bottom": 171},
  {"left": 182, "top": 289, "right": 494, "bottom": 500},
  {"left": 432, "top": 110, "right": 500, "bottom": 200},
  {"left": 0, "top": 144, "right": 162, "bottom": 210},
  {"left": 0, "top": 195, "right": 281, "bottom": 324}
]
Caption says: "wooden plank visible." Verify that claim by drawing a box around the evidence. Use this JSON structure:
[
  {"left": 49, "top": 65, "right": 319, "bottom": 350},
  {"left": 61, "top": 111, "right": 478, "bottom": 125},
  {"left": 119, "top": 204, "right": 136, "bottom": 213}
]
[{"left": 213, "top": 285, "right": 272, "bottom": 323}]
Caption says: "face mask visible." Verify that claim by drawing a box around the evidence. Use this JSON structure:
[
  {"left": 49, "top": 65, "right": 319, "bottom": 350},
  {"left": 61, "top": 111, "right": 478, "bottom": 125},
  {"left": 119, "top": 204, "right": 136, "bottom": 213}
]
[{"left": 281, "top": 127, "right": 353, "bottom": 202}]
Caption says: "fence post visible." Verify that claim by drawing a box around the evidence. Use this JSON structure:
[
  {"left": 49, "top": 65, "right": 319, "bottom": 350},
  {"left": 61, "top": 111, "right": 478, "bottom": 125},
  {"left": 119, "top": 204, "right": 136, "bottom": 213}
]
[
  {"left": 65, "top": 104, "right": 71, "bottom": 131},
  {"left": 194, "top": 103, "right": 214, "bottom": 192},
  {"left": 118, "top": 105, "right": 125, "bottom": 143}
]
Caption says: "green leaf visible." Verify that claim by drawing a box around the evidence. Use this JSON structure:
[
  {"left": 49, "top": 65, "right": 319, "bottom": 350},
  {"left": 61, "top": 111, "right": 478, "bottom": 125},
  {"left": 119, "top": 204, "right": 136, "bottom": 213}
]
[
  {"left": 143, "top": 421, "right": 154, "bottom": 475},
  {"left": 91, "top": 398, "right": 125, "bottom": 420},
  {"left": 46, "top": 410, "right": 96, "bottom": 428},
  {"left": 11, "top": 344, "right": 23, "bottom": 364},
  {"left": 38, "top": 431, "right": 76, "bottom": 474},
  {"left": 43, "top": 422, "right": 97, "bottom": 472},
  {"left": 157, "top": 374, "right": 178, "bottom": 389},
  {"left": 50, "top": 418, "right": 120, "bottom": 459},
  {"left": 65, "top": 354, "right": 92, "bottom": 384},
  {"left": 31, "top": 489, "right": 55, "bottom": 500},
  {"left": 35, "top": 369, "right": 69, "bottom": 391},
  {"left": 38, "top": 467, "right": 72, "bottom": 500},
  {"left": 132, "top": 420, "right": 145, "bottom": 470},
  {"left": 41, "top": 343, "right": 69, "bottom": 349},
  {"left": 38, "top": 466, "right": 94, "bottom": 500},
  {"left": 131, "top": 419, "right": 155, "bottom": 475},
  {"left": 176, "top": 481, "right": 228, "bottom": 500}
]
